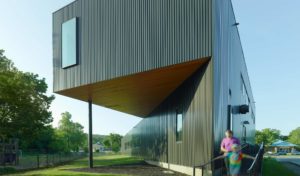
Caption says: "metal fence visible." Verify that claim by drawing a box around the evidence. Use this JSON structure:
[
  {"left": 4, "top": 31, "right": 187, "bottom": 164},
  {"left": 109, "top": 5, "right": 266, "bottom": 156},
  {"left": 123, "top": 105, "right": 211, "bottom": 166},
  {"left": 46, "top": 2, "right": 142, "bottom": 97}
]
[
  {"left": 247, "top": 143, "right": 264, "bottom": 176},
  {"left": 1, "top": 152, "right": 86, "bottom": 170},
  {"left": 192, "top": 143, "right": 264, "bottom": 176}
]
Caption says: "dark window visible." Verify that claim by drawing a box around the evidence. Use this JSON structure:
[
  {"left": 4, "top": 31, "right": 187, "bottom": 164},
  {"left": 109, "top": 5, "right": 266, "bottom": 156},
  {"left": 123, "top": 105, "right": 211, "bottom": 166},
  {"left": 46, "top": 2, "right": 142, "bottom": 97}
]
[
  {"left": 227, "top": 105, "right": 232, "bottom": 130},
  {"left": 62, "top": 17, "right": 78, "bottom": 68},
  {"left": 242, "top": 125, "right": 247, "bottom": 143},
  {"left": 176, "top": 112, "right": 183, "bottom": 142},
  {"left": 241, "top": 75, "right": 250, "bottom": 105}
]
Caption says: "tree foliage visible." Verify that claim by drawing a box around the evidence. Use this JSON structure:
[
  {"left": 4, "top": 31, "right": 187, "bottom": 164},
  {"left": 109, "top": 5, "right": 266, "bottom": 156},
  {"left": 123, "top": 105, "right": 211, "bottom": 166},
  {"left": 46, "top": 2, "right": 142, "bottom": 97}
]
[
  {"left": 56, "top": 112, "right": 86, "bottom": 152},
  {"left": 288, "top": 127, "right": 300, "bottom": 145},
  {"left": 103, "top": 133, "right": 122, "bottom": 153},
  {"left": 0, "top": 50, "right": 55, "bottom": 149},
  {"left": 92, "top": 134, "right": 106, "bottom": 144},
  {"left": 255, "top": 128, "right": 281, "bottom": 146}
]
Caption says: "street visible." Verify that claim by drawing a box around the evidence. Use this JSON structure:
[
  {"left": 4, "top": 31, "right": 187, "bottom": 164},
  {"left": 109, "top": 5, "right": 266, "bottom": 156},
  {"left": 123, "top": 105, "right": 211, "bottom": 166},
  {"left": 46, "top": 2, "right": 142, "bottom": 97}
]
[{"left": 275, "top": 156, "right": 300, "bottom": 176}]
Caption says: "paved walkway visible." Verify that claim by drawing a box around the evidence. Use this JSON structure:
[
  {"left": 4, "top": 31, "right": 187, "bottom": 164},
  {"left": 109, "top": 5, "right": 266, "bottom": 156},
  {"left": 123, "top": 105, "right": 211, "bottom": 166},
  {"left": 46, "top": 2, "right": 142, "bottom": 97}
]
[
  {"left": 280, "top": 162, "right": 300, "bottom": 176},
  {"left": 275, "top": 156, "right": 300, "bottom": 176},
  {"left": 275, "top": 156, "right": 300, "bottom": 165}
]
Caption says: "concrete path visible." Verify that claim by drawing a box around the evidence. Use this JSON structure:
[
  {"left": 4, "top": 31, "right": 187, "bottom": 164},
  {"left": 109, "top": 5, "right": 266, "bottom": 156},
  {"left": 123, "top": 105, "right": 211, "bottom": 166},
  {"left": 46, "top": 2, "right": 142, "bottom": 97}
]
[
  {"left": 275, "top": 156, "right": 300, "bottom": 176},
  {"left": 275, "top": 156, "right": 300, "bottom": 165},
  {"left": 280, "top": 162, "right": 300, "bottom": 176}
]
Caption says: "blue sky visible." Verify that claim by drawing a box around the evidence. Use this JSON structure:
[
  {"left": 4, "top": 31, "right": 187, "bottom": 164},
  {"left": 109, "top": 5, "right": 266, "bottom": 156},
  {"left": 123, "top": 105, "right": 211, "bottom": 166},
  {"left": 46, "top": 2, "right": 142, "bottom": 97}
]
[{"left": 0, "top": 0, "right": 299, "bottom": 135}]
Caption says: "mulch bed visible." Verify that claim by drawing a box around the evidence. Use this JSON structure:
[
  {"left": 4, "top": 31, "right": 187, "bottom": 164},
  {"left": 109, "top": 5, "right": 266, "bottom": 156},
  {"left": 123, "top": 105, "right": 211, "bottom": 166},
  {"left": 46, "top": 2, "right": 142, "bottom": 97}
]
[{"left": 68, "top": 161, "right": 188, "bottom": 176}]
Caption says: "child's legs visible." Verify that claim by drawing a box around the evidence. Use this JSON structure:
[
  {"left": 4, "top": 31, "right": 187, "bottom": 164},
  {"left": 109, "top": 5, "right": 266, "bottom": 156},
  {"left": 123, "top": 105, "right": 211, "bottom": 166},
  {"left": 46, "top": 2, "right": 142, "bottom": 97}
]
[
  {"left": 224, "top": 158, "right": 229, "bottom": 174},
  {"left": 229, "top": 166, "right": 241, "bottom": 176}
]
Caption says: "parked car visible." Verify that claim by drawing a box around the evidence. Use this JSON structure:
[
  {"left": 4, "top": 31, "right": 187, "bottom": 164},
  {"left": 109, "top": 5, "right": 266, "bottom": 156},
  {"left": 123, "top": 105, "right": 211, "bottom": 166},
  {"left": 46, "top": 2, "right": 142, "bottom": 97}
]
[
  {"left": 266, "top": 151, "right": 274, "bottom": 155},
  {"left": 291, "top": 151, "right": 300, "bottom": 155},
  {"left": 275, "top": 151, "right": 287, "bottom": 155}
]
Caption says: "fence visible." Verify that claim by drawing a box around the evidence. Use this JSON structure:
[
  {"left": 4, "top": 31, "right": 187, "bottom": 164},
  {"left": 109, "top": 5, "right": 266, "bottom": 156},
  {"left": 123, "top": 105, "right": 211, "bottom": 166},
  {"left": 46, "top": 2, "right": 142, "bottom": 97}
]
[
  {"left": 193, "top": 143, "right": 264, "bottom": 176},
  {"left": 1, "top": 152, "right": 86, "bottom": 170},
  {"left": 247, "top": 143, "right": 264, "bottom": 176}
]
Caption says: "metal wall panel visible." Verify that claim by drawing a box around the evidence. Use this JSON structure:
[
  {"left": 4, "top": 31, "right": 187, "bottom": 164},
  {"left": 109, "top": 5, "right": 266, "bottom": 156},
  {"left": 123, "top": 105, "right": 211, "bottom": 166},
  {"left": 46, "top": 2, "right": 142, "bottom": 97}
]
[
  {"left": 53, "top": 0, "right": 212, "bottom": 92},
  {"left": 212, "top": 0, "right": 256, "bottom": 159},
  {"left": 122, "top": 62, "right": 213, "bottom": 167},
  {"left": 53, "top": 0, "right": 256, "bottom": 173}
]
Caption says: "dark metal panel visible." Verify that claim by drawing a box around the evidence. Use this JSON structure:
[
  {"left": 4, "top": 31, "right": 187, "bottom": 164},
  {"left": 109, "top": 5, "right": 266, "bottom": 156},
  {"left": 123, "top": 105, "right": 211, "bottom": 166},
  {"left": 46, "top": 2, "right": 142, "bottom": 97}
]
[
  {"left": 212, "top": 0, "right": 256, "bottom": 159},
  {"left": 53, "top": 0, "right": 212, "bottom": 92},
  {"left": 122, "top": 62, "right": 213, "bottom": 167}
]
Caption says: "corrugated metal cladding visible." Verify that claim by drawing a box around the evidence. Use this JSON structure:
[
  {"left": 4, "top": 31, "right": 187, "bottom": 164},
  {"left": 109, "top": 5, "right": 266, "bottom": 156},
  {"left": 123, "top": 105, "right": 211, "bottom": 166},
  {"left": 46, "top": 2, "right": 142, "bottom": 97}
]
[
  {"left": 53, "top": 0, "right": 212, "bottom": 92},
  {"left": 212, "top": 0, "right": 256, "bottom": 158},
  {"left": 122, "top": 62, "right": 213, "bottom": 167}
]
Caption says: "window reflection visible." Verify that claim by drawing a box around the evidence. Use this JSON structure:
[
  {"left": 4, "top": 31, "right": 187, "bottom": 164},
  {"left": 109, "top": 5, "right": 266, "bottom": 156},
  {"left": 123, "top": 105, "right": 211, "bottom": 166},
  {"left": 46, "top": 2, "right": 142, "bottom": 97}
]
[
  {"left": 176, "top": 112, "right": 183, "bottom": 141},
  {"left": 62, "top": 17, "right": 77, "bottom": 68}
]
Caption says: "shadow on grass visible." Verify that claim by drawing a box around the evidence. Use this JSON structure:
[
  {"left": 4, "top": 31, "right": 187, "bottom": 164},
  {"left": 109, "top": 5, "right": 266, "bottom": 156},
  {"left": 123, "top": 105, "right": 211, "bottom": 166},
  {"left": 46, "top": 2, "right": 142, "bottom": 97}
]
[
  {"left": 0, "top": 167, "right": 16, "bottom": 175},
  {"left": 69, "top": 155, "right": 144, "bottom": 168},
  {"left": 1, "top": 155, "right": 143, "bottom": 176}
]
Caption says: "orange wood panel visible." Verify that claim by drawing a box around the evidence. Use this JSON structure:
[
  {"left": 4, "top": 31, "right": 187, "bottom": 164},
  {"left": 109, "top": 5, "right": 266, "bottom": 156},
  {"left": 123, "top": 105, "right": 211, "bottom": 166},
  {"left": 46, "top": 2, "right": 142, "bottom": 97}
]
[{"left": 56, "top": 57, "right": 210, "bottom": 117}]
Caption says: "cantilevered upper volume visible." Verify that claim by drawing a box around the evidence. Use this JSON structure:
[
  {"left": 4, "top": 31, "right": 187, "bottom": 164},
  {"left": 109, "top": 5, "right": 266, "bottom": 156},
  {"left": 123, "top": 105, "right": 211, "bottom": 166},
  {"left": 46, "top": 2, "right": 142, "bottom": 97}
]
[
  {"left": 53, "top": 0, "right": 212, "bottom": 116},
  {"left": 53, "top": 0, "right": 256, "bottom": 174}
]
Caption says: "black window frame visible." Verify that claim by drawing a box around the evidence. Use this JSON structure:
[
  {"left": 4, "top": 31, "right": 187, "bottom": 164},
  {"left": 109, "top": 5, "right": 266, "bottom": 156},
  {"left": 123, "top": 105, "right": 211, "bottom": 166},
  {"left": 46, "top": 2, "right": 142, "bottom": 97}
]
[
  {"left": 176, "top": 111, "right": 183, "bottom": 142},
  {"left": 61, "top": 17, "right": 78, "bottom": 69}
]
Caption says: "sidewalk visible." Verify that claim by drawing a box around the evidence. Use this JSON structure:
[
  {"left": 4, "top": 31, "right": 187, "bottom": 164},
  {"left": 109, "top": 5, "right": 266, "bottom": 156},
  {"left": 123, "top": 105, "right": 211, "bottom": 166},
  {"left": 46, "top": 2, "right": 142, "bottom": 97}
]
[
  {"left": 275, "top": 156, "right": 300, "bottom": 176},
  {"left": 280, "top": 162, "right": 300, "bottom": 176}
]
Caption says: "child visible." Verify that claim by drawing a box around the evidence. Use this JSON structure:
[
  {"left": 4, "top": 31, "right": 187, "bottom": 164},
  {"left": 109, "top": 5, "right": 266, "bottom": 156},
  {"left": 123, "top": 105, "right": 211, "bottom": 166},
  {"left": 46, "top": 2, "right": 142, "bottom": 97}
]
[{"left": 217, "top": 144, "right": 255, "bottom": 176}]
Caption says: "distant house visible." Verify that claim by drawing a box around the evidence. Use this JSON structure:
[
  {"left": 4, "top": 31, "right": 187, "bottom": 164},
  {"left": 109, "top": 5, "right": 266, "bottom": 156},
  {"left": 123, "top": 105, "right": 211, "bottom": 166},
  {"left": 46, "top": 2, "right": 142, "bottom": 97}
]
[
  {"left": 270, "top": 140, "right": 298, "bottom": 153},
  {"left": 93, "top": 142, "right": 104, "bottom": 152}
]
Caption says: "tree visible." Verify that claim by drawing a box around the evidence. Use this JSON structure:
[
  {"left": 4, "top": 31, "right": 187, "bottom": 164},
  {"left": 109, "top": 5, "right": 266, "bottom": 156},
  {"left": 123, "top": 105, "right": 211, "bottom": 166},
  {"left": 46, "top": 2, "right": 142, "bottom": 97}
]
[
  {"left": 0, "top": 50, "right": 55, "bottom": 149},
  {"left": 93, "top": 134, "right": 106, "bottom": 144},
  {"left": 22, "top": 125, "right": 55, "bottom": 152},
  {"left": 57, "top": 112, "right": 86, "bottom": 152},
  {"left": 103, "top": 133, "right": 122, "bottom": 153},
  {"left": 288, "top": 127, "right": 300, "bottom": 145},
  {"left": 0, "top": 49, "right": 16, "bottom": 71},
  {"left": 103, "top": 137, "right": 111, "bottom": 149},
  {"left": 255, "top": 128, "right": 281, "bottom": 146}
]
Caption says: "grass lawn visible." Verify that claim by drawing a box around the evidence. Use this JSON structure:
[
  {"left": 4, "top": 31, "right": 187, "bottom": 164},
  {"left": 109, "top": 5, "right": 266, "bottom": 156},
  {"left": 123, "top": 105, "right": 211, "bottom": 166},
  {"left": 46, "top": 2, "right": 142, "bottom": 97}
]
[
  {"left": 3, "top": 154, "right": 143, "bottom": 176},
  {"left": 263, "top": 157, "right": 297, "bottom": 176}
]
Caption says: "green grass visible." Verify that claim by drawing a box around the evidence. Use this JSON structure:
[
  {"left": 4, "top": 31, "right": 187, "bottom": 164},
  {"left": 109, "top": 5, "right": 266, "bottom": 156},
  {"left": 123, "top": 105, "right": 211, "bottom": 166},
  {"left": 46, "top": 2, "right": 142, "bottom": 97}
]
[
  {"left": 3, "top": 154, "right": 143, "bottom": 176},
  {"left": 262, "top": 157, "right": 297, "bottom": 176},
  {"left": 0, "top": 168, "right": 16, "bottom": 175}
]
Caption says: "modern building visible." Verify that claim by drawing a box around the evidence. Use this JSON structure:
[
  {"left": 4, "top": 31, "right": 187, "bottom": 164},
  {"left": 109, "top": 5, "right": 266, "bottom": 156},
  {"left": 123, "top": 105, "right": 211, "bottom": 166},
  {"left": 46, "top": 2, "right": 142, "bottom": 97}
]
[{"left": 53, "top": 0, "right": 255, "bottom": 175}]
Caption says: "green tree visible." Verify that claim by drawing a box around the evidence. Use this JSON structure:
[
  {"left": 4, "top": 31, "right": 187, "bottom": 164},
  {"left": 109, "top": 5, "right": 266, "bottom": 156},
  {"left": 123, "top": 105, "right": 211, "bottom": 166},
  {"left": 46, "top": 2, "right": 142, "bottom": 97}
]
[
  {"left": 103, "top": 133, "right": 122, "bottom": 153},
  {"left": 0, "top": 50, "right": 55, "bottom": 149},
  {"left": 288, "top": 127, "right": 300, "bottom": 145},
  {"left": 255, "top": 128, "right": 281, "bottom": 146},
  {"left": 93, "top": 134, "right": 106, "bottom": 144},
  {"left": 57, "top": 112, "right": 86, "bottom": 152},
  {"left": 0, "top": 49, "right": 16, "bottom": 71},
  {"left": 23, "top": 125, "right": 55, "bottom": 152},
  {"left": 103, "top": 137, "right": 111, "bottom": 149}
]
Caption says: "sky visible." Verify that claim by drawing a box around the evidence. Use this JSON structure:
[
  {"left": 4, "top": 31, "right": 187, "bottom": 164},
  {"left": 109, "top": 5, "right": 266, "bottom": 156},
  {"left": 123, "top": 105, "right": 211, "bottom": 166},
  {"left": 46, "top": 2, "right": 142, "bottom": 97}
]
[{"left": 0, "top": 0, "right": 299, "bottom": 136}]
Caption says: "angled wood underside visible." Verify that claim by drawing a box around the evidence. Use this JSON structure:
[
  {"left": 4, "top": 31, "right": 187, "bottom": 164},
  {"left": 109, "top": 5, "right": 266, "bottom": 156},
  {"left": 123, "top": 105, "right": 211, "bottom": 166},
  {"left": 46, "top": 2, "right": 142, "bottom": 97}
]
[{"left": 55, "top": 57, "right": 210, "bottom": 117}]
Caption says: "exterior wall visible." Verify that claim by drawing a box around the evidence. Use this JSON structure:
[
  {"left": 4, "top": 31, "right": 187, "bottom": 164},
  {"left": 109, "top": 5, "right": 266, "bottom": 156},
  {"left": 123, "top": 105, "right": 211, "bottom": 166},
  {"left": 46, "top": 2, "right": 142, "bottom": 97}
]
[
  {"left": 53, "top": 0, "right": 212, "bottom": 92},
  {"left": 122, "top": 62, "right": 213, "bottom": 168},
  {"left": 53, "top": 0, "right": 256, "bottom": 174},
  {"left": 212, "top": 0, "right": 256, "bottom": 159}
]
